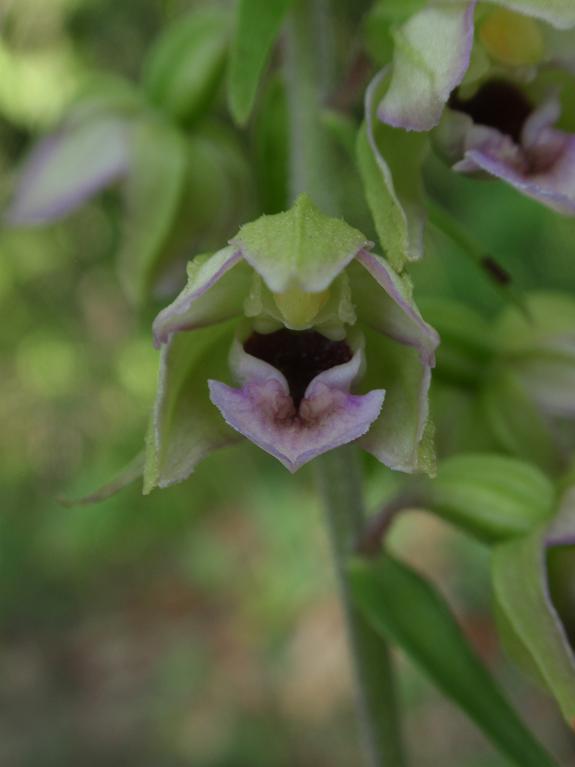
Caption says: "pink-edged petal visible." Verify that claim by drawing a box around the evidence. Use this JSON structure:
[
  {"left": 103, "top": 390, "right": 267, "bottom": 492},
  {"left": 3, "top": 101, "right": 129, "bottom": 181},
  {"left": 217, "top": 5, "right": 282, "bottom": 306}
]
[
  {"left": 378, "top": 1, "right": 476, "bottom": 132},
  {"left": 456, "top": 129, "right": 575, "bottom": 215},
  {"left": 152, "top": 246, "right": 252, "bottom": 346},
  {"left": 6, "top": 117, "right": 130, "bottom": 225},
  {"left": 208, "top": 379, "right": 384, "bottom": 472},
  {"left": 349, "top": 250, "right": 439, "bottom": 365}
]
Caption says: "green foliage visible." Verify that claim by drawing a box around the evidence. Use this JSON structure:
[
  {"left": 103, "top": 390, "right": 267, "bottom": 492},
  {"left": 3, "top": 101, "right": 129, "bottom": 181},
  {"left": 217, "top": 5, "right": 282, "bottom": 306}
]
[
  {"left": 349, "top": 552, "right": 558, "bottom": 767},
  {"left": 228, "top": 0, "right": 293, "bottom": 125},
  {"left": 430, "top": 453, "right": 555, "bottom": 542},
  {"left": 492, "top": 527, "right": 575, "bottom": 725},
  {"left": 142, "top": 8, "right": 231, "bottom": 126}
]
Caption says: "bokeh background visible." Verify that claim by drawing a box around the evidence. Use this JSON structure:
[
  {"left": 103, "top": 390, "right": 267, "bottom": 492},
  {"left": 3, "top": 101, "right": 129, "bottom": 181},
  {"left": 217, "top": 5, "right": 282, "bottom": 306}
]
[{"left": 2, "top": 0, "right": 575, "bottom": 765}]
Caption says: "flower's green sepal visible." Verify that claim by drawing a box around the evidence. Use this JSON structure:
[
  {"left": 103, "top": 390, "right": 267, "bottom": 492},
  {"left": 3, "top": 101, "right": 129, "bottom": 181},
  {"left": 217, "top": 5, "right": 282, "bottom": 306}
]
[
  {"left": 231, "top": 194, "right": 370, "bottom": 292},
  {"left": 142, "top": 8, "right": 231, "bottom": 127},
  {"left": 358, "top": 70, "right": 428, "bottom": 271},
  {"left": 362, "top": 0, "right": 427, "bottom": 67},
  {"left": 378, "top": 1, "right": 476, "bottom": 132},
  {"left": 144, "top": 323, "right": 241, "bottom": 493}
]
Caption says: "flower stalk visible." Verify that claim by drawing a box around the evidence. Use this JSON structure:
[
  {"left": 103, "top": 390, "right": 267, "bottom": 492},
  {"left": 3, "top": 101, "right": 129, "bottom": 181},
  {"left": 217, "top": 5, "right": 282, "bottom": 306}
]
[{"left": 285, "top": 2, "right": 406, "bottom": 764}]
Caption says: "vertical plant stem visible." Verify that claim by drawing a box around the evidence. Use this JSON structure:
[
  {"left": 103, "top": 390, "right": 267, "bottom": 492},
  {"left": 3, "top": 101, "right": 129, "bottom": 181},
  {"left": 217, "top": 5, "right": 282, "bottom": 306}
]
[
  {"left": 316, "top": 448, "right": 406, "bottom": 767},
  {"left": 284, "top": 4, "right": 406, "bottom": 762},
  {"left": 284, "top": 0, "right": 338, "bottom": 214}
]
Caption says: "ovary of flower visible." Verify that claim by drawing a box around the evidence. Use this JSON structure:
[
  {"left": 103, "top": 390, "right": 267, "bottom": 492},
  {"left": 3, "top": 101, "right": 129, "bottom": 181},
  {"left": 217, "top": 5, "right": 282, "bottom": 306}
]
[
  {"left": 273, "top": 284, "right": 330, "bottom": 329},
  {"left": 479, "top": 9, "right": 544, "bottom": 67}
]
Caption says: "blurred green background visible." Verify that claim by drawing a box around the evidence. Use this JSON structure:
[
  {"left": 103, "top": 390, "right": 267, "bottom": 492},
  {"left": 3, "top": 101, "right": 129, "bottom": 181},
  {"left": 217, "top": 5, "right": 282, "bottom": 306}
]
[{"left": 2, "top": 0, "right": 575, "bottom": 765}]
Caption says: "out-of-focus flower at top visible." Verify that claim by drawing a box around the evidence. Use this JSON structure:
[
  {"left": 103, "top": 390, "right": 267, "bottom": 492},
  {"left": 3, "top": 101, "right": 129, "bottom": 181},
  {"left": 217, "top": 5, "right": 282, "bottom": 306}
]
[
  {"left": 374, "top": 0, "right": 575, "bottom": 215},
  {"left": 3, "top": 8, "right": 251, "bottom": 304},
  {"left": 144, "top": 195, "right": 438, "bottom": 489}
]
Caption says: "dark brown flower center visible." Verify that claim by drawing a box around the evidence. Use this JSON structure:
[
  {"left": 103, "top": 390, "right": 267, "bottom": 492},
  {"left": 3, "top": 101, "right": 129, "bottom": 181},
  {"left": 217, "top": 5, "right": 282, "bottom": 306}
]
[
  {"left": 244, "top": 329, "right": 352, "bottom": 408},
  {"left": 449, "top": 79, "right": 533, "bottom": 144}
]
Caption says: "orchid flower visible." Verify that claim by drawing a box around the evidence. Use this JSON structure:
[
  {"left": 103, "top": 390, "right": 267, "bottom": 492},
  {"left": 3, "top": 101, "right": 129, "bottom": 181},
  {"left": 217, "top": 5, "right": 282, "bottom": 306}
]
[
  {"left": 375, "top": 0, "right": 575, "bottom": 216},
  {"left": 144, "top": 195, "right": 438, "bottom": 490}
]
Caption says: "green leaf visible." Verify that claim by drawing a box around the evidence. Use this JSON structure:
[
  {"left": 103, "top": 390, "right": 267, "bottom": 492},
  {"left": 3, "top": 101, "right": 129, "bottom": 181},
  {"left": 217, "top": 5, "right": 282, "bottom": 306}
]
[
  {"left": 119, "top": 118, "right": 188, "bottom": 304},
  {"left": 418, "top": 297, "right": 495, "bottom": 386},
  {"left": 493, "top": 527, "right": 575, "bottom": 726},
  {"left": 228, "top": 0, "right": 293, "bottom": 125},
  {"left": 431, "top": 453, "right": 555, "bottom": 542},
  {"left": 357, "top": 70, "right": 428, "bottom": 272},
  {"left": 481, "top": 369, "right": 561, "bottom": 474},
  {"left": 349, "top": 553, "right": 558, "bottom": 767},
  {"left": 142, "top": 8, "right": 230, "bottom": 126}
]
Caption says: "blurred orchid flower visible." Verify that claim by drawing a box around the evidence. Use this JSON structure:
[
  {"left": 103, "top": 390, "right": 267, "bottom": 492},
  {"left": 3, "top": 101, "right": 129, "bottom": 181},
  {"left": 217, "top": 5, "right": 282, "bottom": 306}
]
[
  {"left": 375, "top": 0, "right": 575, "bottom": 214},
  {"left": 144, "top": 195, "right": 438, "bottom": 489}
]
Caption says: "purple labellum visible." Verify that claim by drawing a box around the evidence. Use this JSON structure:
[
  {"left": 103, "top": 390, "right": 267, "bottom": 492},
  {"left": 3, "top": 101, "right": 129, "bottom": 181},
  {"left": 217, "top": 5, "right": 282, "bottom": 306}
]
[
  {"left": 209, "top": 330, "right": 385, "bottom": 472},
  {"left": 449, "top": 82, "right": 575, "bottom": 214}
]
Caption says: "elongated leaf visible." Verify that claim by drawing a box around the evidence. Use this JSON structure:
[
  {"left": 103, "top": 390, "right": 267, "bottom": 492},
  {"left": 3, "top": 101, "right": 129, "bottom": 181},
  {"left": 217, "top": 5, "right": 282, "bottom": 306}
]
[
  {"left": 142, "top": 8, "right": 230, "bottom": 126},
  {"left": 228, "top": 0, "right": 292, "bottom": 124},
  {"left": 493, "top": 527, "right": 575, "bottom": 725},
  {"left": 349, "top": 554, "right": 558, "bottom": 767},
  {"left": 431, "top": 453, "right": 555, "bottom": 542},
  {"left": 119, "top": 118, "right": 188, "bottom": 304}
]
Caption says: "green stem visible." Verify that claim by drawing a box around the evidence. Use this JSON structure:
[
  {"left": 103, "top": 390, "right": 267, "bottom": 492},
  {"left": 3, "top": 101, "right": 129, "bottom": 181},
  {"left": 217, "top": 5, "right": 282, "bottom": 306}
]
[
  {"left": 285, "top": 4, "right": 406, "bottom": 763},
  {"left": 284, "top": 0, "right": 338, "bottom": 214},
  {"left": 316, "top": 448, "right": 407, "bottom": 767}
]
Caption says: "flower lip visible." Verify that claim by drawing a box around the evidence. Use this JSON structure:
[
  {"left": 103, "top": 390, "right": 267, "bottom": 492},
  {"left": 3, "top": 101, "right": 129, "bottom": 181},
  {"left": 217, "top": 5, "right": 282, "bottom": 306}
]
[
  {"left": 449, "top": 79, "right": 533, "bottom": 144},
  {"left": 243, "top": 328, "right": 353, "bottom": 408}
]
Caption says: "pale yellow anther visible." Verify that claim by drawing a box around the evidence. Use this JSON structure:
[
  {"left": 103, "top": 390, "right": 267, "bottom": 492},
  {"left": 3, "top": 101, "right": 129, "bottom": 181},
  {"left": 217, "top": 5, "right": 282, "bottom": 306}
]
[
  {"left": 479, "top": 9, "right": 544, "bottom": 68},
  {"left": 273, "top": 285, "right": 330, "bottom": 329}
]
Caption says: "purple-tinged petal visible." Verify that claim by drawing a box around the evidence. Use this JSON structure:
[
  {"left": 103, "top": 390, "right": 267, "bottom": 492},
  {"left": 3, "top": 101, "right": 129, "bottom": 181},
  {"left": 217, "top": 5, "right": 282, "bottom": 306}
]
[
  {"left": 152, "top": 246, "right": 252, "bottom": 346},
  {"left": 456, "top": 130, "right": 575, "bottom": 215},
  {"left": 209, "top": 379, "right": 384, "bottom": 473},
  {"left": 450, "top": 95, "right": 575, "bottom": 215},
  {"left": 378, "top": 1, "right": 476, "bottom": 132},
  {"left": 209, "top": 338, "right": 385, "bottom": 472},
  {"left": 6, "top": 117, "right": 130, "bottom": 225},
  {"left": 349, "top": 250, "right": 439, "bottom": 365}
]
